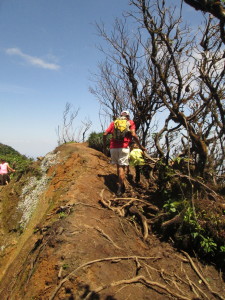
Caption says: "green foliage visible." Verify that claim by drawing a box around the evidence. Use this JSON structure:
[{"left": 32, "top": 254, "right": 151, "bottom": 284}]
[
  {"left": 0, "top": 143, "right": 22, "bottom": 156},
  {"left": 172, "top": 156, "right": 190, "bottom": 166},
  {"left": 163, "top": 196, "right": 225, "bottom": 257},
  {"left": 62, "top": 263, "right": 69, "bottom": 270},
  {"left": 88, "top": 131, "right": 110, "bottom": 152},
  {"left": 160, "top": 162, "right": 225, "bottom": 259},
  {"left": 200, "top": 237, "right": 217, "bottom": 254},
  {"left": 0, "top": 143, "right": 35, "bottom": 180},
  {"left": 220, "top": 246, "right": 225, "bottom": 252},
  {"left": 183, "top": 206, "right": 223, "bottom": 256},
  {"left": 58, "top": 211, "right": 68, "bottom": 219},
  {"left": 163, "top": 200, "right": 184, "bottom": 214}
]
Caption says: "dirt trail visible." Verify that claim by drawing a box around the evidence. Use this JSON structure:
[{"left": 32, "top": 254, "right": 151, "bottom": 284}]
[{"left": 0, "top": 143, "right": 224, "bottom": 300}]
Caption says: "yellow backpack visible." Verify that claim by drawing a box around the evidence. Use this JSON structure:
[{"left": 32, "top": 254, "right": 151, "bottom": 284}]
[{"left": 113, "top": 117, "right": 130, "bottom": 141}]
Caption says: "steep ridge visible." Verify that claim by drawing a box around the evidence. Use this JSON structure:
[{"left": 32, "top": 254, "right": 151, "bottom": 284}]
[{"left": 0, "top": 143, "right": 224, "bottom": 300}]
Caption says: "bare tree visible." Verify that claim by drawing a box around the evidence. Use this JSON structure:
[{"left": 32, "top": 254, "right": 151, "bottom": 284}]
[
  {"left": 90, "top": 18, "right": 163, "bottom": 147},
  {"left": 89, "top": 60, "right": 125, "bottom": 121},
  {"left": 129, "top": 0, "right": 225, "bottom": 177},
  {"left": 81, "top": 118, "right": 92, "bottom": 142},
  {"left": 182, "top": 0, "right": 225, "bottom": 43},
  {"left": 90, "top": 0, "right": 224, "bottom": 178},
  {"left": 56, "top": 102, "right": 79, "bottom": 145},
  {"left": 183, "top": 0, "right": 225, "bottom": 22}
]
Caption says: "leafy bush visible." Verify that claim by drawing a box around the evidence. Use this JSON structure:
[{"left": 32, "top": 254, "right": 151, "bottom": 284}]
[
  {"left": 0, "top": 143, "right": 34, "bottom": 179},
  {"left": 156, "top": 158, "right": 225, "bottom": 266},
  {"left": 88, "top": 131, "right": 110, "bottom": 152}
]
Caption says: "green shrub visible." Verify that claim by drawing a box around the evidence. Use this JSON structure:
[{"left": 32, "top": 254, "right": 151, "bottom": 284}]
[
  {"left": 0, "top": 143, "right": 34, "bottom": 180},
  {"left": 87, "top": 131, "right": 110, "bottom": 152}
]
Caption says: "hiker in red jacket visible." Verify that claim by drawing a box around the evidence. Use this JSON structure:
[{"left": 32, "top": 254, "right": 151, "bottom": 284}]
[{"left": 103, "top": 110, "right": 146, "bottom": 196}]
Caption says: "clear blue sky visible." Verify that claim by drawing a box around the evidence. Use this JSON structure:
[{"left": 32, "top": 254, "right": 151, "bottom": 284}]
[{"left": 0, "top": 0, "right": 199, "bottom": 158}]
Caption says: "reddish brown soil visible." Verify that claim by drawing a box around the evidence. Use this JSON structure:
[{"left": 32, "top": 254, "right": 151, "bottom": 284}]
[{"left": 0, "top": 143, "right": 224, "bottom": 300}]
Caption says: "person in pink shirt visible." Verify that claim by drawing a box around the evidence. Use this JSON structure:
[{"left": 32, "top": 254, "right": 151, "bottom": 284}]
[
  {"left": 0, "top": 159, "right": 15, "bottom": 185},
  {"left": 103, "top": 110, "right": 146, "bottom": 196}
]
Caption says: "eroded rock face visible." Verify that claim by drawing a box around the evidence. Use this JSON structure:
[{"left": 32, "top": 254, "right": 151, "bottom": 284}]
[
  {"left": 0, "top": 143, "right": 224, "bottom": 300},
  {"left": 18, "top": 151, "right": 60, "bottom": 228}
]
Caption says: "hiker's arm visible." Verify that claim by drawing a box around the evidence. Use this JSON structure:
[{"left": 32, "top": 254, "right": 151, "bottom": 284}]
[
  {"left": 130, "top": 130, "right": 146, "bottom": 152},
  {"left": 103, "top": 132, "right": 108, "bottom": 155},
  {"left": 8, "top": 164, "right": 15, "bottom": 172}
]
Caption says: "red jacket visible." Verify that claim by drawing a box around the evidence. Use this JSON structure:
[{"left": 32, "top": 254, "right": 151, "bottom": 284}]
[{"left": 105, "top": 120, "right": 135, "bottom": 149}]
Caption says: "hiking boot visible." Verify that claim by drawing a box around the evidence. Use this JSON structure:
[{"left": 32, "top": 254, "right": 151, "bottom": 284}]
[
  {"left": 116, "top": 184, "right": 125, "bottom": 197},
  {"left": 116, "top": 189, "right": 122, "bottom": 197},
  {"left": 127, "top": 174, "right": 133, "bottom": 181}
]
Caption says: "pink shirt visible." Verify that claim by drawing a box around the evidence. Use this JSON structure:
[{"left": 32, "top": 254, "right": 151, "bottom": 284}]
[
  {"left": 105, "top": 120, "right": 135, "bottom": 149},
  {"left": 0, "top": 162, "right": 9, "bottom": 174}
]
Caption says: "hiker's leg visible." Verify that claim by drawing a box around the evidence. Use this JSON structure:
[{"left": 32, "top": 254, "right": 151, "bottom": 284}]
[
  {"left": 5, "top": 174, "right": 10, "bottom": 185},
  {"left": 135, "top": 166, "right": 140, "bottom": 183},
  {"left": 142, "top": 165, "right": 151, "bottom": 186},
  {"left": 116, "top": 165, "right": 126, "bottom": 196},
  {"left": 0, "top": 175, "right": 3, "bottom": 185},
  {"left": 142, "top": 165, "right": 150, "bottom": 181},
  {"left": 118, "top": 148, "right": 129, "bottom": 186},
  {"left": 126, "top": 165, "right": 130, "bottom": 175},
  {"left": 127, "top": 165, "right": 133, "bottom": 181},
  {"left": 118, "top": 165, "right": 126, "bottom": 187},
  {"left": 115, "top": 148, "right": 129, "bottom": 196},
  {"left": 2, "top": 174, "right": 7, "bottom": 185}
]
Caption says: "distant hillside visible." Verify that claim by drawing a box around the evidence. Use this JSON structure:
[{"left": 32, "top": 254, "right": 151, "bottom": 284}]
[{"left": 0, "top": 143, "right": 27, "bottom": 159}]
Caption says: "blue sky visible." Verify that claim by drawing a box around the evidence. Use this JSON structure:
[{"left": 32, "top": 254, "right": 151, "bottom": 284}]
[{"left": 0, "top": 0, "right": 199, "bottom": 158}]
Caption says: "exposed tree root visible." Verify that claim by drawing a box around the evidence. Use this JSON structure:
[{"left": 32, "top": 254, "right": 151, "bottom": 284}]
[
  {"left": 99, "top": 189, "right": 158, "bottom": 240},
  {"left": 49, "top": 251, "right": 224, "bottom": 300},
  {"left": 161, "top": 212, "right": 183, "bottom": 228},
  {"left": 81, "top": 224, "right": 122, "bottom": 249},
  {"left": 94, "top": 226, "right": 123, "bottom": 249},
  {"left": 95, "top": 190, "right": 225, "bottom": 300},
  {"left": 84, "top": 275, "right": 191, "bottom": 300},
  {"left": 49, "top": 255, "right": 160, "bottom": 300},
  {"left": 129, "top": 206, "right": 149, "bottom": 240},
  {"left": 99, "top": 189, "right": 125, "bottom": 216},
  {"left": 182, "top": 251, "right": 225, "bottom": 300},
  {"left": 113, "top": 196, "right": 159, "bottom": 213}
]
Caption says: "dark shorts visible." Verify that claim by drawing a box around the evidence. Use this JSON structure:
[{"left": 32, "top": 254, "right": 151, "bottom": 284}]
[{"left": 0, "top": 174, "right": 10, "bottom": 185}]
